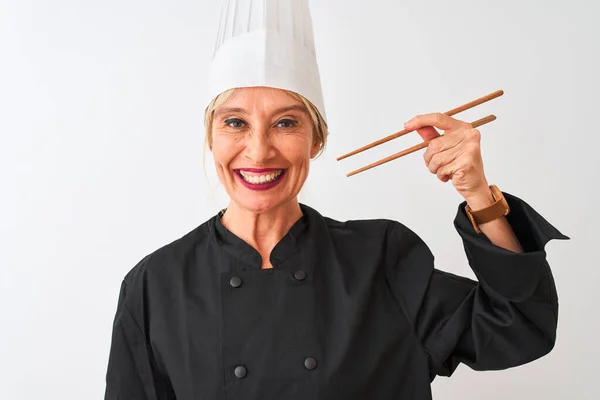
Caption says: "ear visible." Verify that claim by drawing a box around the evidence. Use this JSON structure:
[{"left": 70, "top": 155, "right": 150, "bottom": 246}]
[{"left": 310, "top": 140, "right": 321, "bottom": 159}]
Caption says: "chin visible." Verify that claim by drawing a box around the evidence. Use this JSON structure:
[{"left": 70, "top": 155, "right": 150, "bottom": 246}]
[
  {"left": 232, "top": 193, "right": 294, "bottom": 214},
  {"left": 234, "top": 195, "right": 276, "bottom": 212}
]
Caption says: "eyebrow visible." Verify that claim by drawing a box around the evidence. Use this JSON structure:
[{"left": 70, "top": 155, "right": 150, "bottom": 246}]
[{"left": 214, "top": 105, "right": 309, "bottom": 118}]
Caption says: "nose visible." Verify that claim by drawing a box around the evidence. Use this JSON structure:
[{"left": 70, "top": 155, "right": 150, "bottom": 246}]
[{"left": 245, "top": 130, "right": 276, "bottom": 164}]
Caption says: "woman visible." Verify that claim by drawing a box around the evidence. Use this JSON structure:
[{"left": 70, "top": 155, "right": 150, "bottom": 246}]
[{"left": 104, "top": 1, "right": 568, "bottom": 399}]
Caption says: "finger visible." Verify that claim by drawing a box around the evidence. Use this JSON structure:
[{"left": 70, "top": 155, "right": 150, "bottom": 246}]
[
  {"left": 415, "top": 126, "right": 440, "bottom": 142},
  {"left": 405, "top": 112, "right": 467, "bottom": 133},
  {"left": 436, "top": 158, "right": 463, "bottom": 182},
  {"left": 427, "top": 145, "right": 461, "bottom": 175},
  {"left": 423, "top": 133, "right": 464, "bottom": 165}
]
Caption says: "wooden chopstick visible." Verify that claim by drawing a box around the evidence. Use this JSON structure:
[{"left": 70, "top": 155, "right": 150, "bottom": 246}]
[
  {"left": 336, "top": 90, "right": 504, "bottom": 161},
  {"left": 346, "top": 114, "right": 497, "bottom": 177}
]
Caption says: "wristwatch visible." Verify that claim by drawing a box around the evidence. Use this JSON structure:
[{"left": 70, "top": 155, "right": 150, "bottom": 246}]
[{"left": 464, "top": 185, "right": 510, "bottom": 233}]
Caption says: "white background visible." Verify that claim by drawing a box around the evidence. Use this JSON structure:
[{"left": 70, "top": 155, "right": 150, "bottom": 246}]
[{"left": 1, "top": 0, "right": 597, "bottom": 398}]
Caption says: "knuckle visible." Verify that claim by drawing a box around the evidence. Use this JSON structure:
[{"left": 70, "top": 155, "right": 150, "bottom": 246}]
[
  {"left": 411, "top": 115, "right": 422, "bottom": 125},
  {"left": 434, "top": 113, "right": 445, "bottom": 125},
  {"left": 468, "top": 128, "right": 481, "bottom": 140},
  {"left": 429, "top": 154, "right": 438, "bottom": 166},
  {"left": 428, "top": 163, "right": 436, "bottom": 174},
  {"left": 429, "top": 137, "right": 441, "bottom": 152},
  {"left": 437, "top": 166, "right": 448, "bottom": 180},
  {"left": 429, "top": 154, "right": 442, "bottom": 172}
]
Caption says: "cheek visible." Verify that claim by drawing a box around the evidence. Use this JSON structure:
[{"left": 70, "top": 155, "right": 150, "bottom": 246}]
[
  {"left": 279, "top": 135, "right": 313, "bottom": 162},
  {"left": 211, "top": 138, "right": 238, "bottom": 167}
]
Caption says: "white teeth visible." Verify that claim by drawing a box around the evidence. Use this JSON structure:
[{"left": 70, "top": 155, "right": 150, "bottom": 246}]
[{"left": 239, "top": 170, "right": 283, "bottom": 184}]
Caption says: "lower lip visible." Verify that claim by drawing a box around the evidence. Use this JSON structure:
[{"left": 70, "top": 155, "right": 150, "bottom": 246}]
[{"left": 235, "top": 170, "right": 287, "bottom": 191}]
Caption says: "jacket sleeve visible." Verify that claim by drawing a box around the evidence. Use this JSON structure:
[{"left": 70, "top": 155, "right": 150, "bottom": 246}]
[
  {"left": 384, "top": 191, "right": 569, "bottom": 378},
  {"left": 104, "top": 279, "right": 171, "bottom": 400}
]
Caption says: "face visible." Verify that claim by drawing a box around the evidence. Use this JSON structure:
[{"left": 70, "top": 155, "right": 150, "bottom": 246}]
[{"left": 210, "top": 87, "right": 321, "bottom": 214}]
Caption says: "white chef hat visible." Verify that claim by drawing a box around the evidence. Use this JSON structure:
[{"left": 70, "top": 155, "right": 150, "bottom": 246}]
[{"left": 205, "top": 0, "right": 327, "bottom": 123}]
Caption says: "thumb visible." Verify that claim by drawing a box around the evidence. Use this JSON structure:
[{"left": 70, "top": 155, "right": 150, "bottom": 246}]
[{"left": 416, "top": 126, "right": 440, "bottom": 141}]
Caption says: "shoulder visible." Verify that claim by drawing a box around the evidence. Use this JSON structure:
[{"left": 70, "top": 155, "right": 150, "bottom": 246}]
[
  {"left": 302, "top": 203, "right": 431, "bottom": 258},
  {"left": 120, "top": 215, "right": 216, "bottom": 293},
  {"left": 303, "top": 203, "right": 421, "bottom": 240}
]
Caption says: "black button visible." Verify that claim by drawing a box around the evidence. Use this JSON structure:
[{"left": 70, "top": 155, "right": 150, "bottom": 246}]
[
  {"left": 304, "top": 357, "right": 318, "bottom": 370},
  {"left": 230, "top": 276, "right": 242, "bottom": 288},
  {"left": 293, "top": 270, "right": 307, "bottom": 281},
  {"left": 234, "top": 365, "right": 247, "bottom": 378}
]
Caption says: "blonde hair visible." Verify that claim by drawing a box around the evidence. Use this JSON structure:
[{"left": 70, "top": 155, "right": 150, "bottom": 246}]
[{"left": 203, "top": 87, "right": 328, "bottom": 158}]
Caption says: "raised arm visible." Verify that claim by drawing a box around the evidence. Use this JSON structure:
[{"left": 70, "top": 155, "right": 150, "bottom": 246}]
[{"left": 384, "top": 192, "right": 569, "bottom": 377}]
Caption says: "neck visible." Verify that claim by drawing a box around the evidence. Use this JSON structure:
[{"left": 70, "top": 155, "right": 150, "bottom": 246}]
[{"left": 220, "top": 199, "right": 303, "bottom": 267}]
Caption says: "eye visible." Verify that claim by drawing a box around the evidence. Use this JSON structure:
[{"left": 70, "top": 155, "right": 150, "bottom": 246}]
[
  {"left": 276, "top": 119, "right": 298, "bottom": 129},
  {"left": 224, "top": 118, "right": 245, "bottom": 129}
]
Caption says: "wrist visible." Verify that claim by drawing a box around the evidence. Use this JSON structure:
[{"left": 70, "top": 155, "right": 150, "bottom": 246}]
[{"left": 464, "top": 186, "right": 495, "bottom": 211}]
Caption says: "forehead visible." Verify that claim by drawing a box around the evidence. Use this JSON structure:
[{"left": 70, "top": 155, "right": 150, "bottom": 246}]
[{"left": 215, "top": 87, "right": 308, "bottom": 116}]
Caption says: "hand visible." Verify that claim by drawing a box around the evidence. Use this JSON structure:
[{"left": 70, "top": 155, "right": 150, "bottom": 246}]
[{"left": 404, "top": 112, "right": 490, "bottom": 203}]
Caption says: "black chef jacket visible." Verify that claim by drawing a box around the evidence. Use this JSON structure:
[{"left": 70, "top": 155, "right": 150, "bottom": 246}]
[{"left": 104, "top": 192, "right": 569, "bottom": 399}]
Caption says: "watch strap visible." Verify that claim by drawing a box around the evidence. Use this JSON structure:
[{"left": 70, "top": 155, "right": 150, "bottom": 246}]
[{"left": 465, "top": 185, "right": 510, "bottom": 233}]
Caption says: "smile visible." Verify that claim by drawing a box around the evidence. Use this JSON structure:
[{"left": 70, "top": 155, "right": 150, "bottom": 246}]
[
  {"left": 234, "top": 169, "right": 287, "bottom": 191},
  {"left": 238, "top": 169, "right": 283, "bottom": 184}
]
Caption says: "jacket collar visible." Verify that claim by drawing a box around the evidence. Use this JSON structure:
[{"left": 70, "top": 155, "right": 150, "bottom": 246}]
[{"left": 211, "top": 204, "right": 314, "bottom": 269}]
